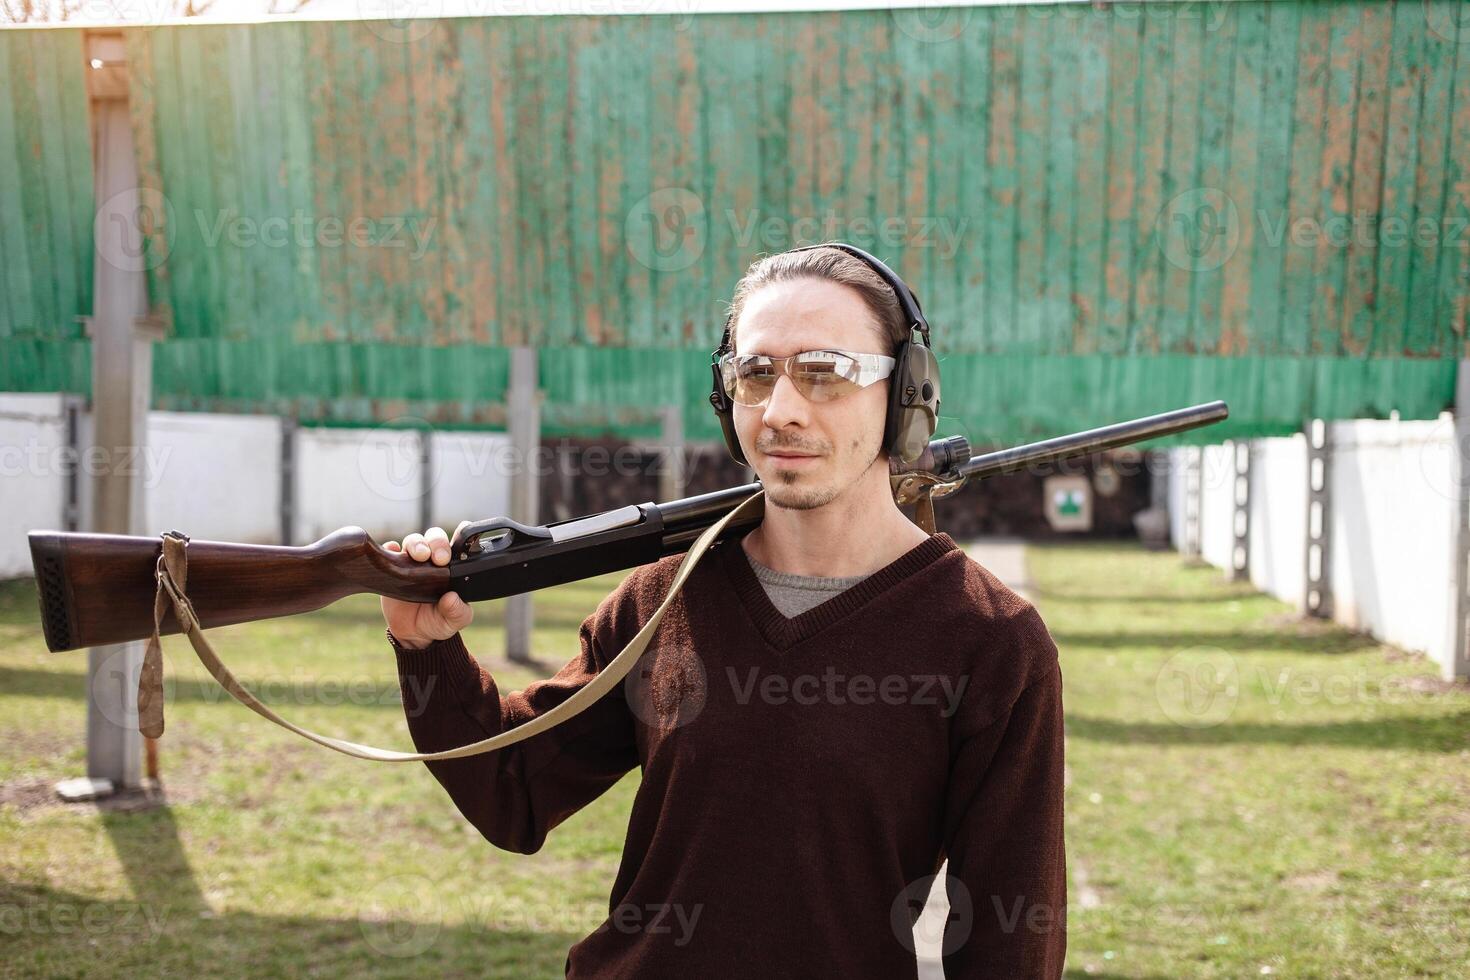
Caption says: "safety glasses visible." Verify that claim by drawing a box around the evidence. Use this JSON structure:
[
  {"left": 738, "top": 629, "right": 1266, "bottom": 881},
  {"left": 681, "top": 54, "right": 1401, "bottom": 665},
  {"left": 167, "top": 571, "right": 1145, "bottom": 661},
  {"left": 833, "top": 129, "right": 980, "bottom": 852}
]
[{"left": 717, "top": 349, "right": 896, "bottom": 407}]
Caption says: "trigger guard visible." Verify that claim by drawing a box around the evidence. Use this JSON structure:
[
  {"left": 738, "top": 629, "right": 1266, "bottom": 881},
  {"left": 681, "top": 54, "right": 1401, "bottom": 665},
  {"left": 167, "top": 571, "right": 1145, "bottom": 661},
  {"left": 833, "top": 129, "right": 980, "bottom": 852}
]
[{"left": 452, "top": 516, "right": 553, "bottom": 556}]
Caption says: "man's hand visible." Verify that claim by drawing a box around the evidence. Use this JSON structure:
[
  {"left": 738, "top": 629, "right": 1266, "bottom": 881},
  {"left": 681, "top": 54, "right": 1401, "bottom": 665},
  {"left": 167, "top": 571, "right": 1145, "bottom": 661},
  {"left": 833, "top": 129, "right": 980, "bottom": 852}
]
[{"left": 381, "top": 523, "right": 474, "bottom": 649}]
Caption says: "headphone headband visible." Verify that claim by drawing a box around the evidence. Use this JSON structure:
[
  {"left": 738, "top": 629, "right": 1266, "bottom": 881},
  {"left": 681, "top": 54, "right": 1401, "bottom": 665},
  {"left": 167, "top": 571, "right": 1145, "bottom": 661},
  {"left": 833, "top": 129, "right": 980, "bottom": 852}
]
[{"left": 714, "top": 241, "right": 931, "bottom": 356}]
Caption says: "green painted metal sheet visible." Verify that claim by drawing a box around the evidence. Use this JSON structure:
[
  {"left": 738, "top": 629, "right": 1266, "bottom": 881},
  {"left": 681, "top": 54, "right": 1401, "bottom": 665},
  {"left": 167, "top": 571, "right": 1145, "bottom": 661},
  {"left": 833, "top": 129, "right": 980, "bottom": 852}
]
[
  {"left": 0, "top": 2, "right": 1466, "bottom": 445},
  {"left": 0, "top": 28, "right": 92, "bottom": 342}
]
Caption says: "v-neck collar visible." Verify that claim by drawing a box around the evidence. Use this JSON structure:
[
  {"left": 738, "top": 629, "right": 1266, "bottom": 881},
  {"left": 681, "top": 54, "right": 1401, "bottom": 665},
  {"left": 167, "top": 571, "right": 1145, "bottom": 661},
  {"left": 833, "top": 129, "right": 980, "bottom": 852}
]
[{"left": 717, "top": 530, "right": 960, "bottom": 651}]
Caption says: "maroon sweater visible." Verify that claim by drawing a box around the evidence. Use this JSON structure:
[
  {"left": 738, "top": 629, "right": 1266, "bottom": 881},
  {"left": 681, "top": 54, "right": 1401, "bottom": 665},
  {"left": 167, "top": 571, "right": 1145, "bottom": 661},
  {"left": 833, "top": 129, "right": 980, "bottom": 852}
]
[{"left": 391, "top": 530, "right": 1067, "bottom": 978}]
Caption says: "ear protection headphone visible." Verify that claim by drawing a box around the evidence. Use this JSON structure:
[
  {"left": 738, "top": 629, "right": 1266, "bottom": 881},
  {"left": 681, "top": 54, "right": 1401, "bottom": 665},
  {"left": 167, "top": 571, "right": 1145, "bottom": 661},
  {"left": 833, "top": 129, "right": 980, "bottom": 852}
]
[{"left": 707, "top": 241, "right": 942, "bottom": 466}]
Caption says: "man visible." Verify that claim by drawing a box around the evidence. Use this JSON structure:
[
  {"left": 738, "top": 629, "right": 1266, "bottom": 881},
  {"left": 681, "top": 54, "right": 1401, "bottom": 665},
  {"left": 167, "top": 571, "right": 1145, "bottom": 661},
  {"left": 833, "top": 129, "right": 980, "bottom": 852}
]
[{"left": 381, "top": 244, "right": 1068, "bottom": 977}]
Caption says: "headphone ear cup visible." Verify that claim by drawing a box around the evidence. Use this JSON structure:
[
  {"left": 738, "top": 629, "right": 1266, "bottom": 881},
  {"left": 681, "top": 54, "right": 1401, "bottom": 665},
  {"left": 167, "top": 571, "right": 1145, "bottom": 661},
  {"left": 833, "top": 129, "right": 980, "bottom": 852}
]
[
  {"left": 885, "top": 341, "right": 941, "bottom": 464},
  {"left": 709, "top": 360, "right": 749, "bottom": 466}
]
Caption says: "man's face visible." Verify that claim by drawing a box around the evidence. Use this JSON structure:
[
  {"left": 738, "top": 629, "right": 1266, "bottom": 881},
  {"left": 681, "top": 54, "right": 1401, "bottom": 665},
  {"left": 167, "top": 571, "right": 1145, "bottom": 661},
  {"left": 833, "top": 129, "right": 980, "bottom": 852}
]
[{"left": 730, "top": 278, "right": 891, "bottom": 511}]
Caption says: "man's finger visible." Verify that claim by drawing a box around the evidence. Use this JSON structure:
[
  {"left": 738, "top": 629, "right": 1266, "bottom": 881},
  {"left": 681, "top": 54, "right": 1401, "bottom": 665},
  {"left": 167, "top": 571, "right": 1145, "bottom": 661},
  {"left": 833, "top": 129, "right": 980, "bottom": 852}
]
[
  {"left": 402, "top": 532, "right": 429, "bottom": 561},
  {"left": 425, "top": 526, "right": 451, "bottom": 566},
  {"left": 385, "top": 540, "right": 402, "bottom": 553}
]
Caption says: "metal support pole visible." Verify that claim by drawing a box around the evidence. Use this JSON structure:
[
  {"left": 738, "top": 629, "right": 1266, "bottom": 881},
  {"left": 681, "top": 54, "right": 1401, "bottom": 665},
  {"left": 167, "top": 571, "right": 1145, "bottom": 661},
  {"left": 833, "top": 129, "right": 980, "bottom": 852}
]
[
  {"left": 505, "top": 347, "right": 541, "bottom": 664},
  {"left": 659, "top": 404, "right": 686, "bottom": 501},
  {"left": 419, "top": 427, "right": 434, "bottom": 533},
  {"left": 62, "top": 396, "right": 83, "bottom": 532},
  {"left": 1229, "top": 439, "right": 1251, "bottom": 582},
  {"left": 1303, "top": 419, "right": 1333, "bottom": 618},
  {"left": 279, "top": 417, "right": 297, "bottom": 545},
  {"left": 1444, "top": 364, "right": 1470, "bottom": 681},
  {"left": 72, "top": 33, "right": 161, "bottom": 797}
]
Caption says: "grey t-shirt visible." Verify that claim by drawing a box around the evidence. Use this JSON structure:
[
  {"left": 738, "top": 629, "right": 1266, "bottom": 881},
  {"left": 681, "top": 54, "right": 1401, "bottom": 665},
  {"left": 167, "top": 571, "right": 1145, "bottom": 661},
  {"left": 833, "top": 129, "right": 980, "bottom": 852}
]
[{"left": 745, "top": 552, "right": 870, "bottom": 619}]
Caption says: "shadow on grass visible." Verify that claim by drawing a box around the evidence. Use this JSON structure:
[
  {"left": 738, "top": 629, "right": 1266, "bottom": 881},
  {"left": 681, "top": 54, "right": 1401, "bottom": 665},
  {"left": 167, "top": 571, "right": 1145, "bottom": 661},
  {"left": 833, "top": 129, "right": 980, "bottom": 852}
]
[
  {"left": 1033, "top": 588, "right": 1251, "bottom": 604},
  {"left": 0, "top": 879, "right": 581, "bottom": 977},
  {"left": 0, "top": 660, "right": 573, "bottom": 706},
  {"left": 1049, "top": 629, "right": 1378, "bottom": 656},
  {"left": 0, "top": 665, "right": 417, "bottom": 708},
  {"left": 1068, "top": 709, "right": 1470, "bottom": 753},
  {"left": 97, "top": 791, "right": 208, "bottom": 917}
]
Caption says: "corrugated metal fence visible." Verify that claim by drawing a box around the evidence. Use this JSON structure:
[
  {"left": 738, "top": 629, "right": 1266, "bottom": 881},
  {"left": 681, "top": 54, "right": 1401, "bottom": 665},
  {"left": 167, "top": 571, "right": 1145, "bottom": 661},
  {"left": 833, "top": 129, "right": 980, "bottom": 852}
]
[{"left": 1, "top": 1, "right": 1466, "bottom": 445}]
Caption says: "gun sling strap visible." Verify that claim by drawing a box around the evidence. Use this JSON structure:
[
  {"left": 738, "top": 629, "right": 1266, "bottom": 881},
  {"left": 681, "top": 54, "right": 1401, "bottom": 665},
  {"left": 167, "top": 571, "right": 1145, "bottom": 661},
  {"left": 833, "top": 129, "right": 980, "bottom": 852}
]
[
  {"left": 139, "top": 479, "right": 945, "bottom": 763},
  {"left": 139, "top": 489, "right": 765, "bottom": 762}
]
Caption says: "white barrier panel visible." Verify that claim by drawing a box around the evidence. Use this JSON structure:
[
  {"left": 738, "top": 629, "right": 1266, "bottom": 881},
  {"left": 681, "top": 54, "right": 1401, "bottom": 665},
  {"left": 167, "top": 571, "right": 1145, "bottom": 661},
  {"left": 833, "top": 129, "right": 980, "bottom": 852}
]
[
  {"left": 294, "top": 426, "right": 424, "bottom": 545},
  {"left": 1248, "top": 433, "right": 1307, "bottom": 608},
  {"left": 1199, "top": 443, "right": 1236, "bottom": 570},
  {"left": 144, "top": 412, "right": 281, "bottom": 543},
  {"left": 1329, "top": 418, "right": 1453, "bottom": 671},
  {"left": 3, "top": 399, "right": 518, "bottom": 578},
  {"left": 1166, "top": 447, "right": 1189, "bottom": 550},
  {"left": 1169, "top": 418, "right": 1459, "bottom": 678},
  {"left": 0, "top": 394, "right": 70, "bottom": 577},
  {"left": 430, "top": 431, "right": 515, "bottom": 532}
]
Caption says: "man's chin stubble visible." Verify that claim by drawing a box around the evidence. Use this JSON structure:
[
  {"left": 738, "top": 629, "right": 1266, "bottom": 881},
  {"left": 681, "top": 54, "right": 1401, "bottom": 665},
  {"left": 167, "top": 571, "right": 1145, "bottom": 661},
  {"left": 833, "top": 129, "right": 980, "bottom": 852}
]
[{"left": 762, "top": 480, "right": 838, "bottom": 512}]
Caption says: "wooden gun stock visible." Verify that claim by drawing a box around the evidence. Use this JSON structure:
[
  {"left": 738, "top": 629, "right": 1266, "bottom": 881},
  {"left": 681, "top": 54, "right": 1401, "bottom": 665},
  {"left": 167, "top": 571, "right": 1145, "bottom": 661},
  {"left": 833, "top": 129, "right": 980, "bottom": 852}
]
[{"left": 29, "top": 528, "right": 446, "bottom": 653}]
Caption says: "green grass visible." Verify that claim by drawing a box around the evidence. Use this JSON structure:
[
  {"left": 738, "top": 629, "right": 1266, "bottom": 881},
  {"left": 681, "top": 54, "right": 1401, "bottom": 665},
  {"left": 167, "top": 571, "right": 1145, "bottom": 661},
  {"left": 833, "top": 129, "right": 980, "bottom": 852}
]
[
  {"left": 1032, "top": 542, "right": 1470, "bottom": 978},
  {"left": 1, "top": 542, "right": 1466, "bottom": 977}
]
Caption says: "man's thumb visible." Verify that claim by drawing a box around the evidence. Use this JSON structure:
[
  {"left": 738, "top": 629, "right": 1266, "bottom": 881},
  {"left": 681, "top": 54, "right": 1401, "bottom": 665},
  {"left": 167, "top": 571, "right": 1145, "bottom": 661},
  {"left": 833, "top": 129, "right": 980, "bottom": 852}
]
[{"left": 438, "top": 591, "right": 472, "bottom": 627}]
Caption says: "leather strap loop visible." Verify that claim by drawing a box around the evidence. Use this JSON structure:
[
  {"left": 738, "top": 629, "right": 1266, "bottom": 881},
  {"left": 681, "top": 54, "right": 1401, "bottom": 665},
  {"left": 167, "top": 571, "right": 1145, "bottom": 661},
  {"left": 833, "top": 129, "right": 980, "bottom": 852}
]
[{"left": 141, "top": 490, "right": 766, "bottom": 762}]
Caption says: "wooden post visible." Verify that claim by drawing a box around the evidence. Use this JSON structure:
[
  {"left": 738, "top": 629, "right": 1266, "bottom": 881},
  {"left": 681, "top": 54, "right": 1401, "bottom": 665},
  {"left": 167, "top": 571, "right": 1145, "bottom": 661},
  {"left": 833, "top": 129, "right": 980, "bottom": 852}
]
[
  {"left": 75, "top": 33, "right": 161, "bottom": 795},
  {"left": 505, "top": 348, "right": 541, "bottom": 664}
]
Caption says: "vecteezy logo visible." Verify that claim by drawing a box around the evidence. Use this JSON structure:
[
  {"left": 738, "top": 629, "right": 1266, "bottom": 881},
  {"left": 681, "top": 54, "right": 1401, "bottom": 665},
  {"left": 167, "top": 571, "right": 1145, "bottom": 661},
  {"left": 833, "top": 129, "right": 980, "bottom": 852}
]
[
  {"left": 90, "top": 644, "right": 177, "bottom": 731},
  {"left": 95, "top": 186, "right": 174, "bottom": 274},
  {"left": 357, "top": 873, "right": 443, "bottom": 957},
  {"left": 356, "top": 418, "right": 440, "bottom": 504},
  {"left": 1156, "top": 645, "right": 1239, "bottom": 728},
  {"left": 625, "top": 188, "right": 707, "bottom": 272},
  {"left": 357, "top": 0, "right": 442, "bottom": 45},
  {"left": 890, "top": 3, "right": 974, "bottom": 43},
  {"left": 1155, "top": 187, "right": 1240, "bottom": 273},
  {"left": 1424, "top": 0, "right": 1470, "bottom": 45},
  {"left": 891, "top": 872, "right": 972, "bottom": 955},
  {"left": 624, "top": 642, "right": 707, "bottom": 730}
]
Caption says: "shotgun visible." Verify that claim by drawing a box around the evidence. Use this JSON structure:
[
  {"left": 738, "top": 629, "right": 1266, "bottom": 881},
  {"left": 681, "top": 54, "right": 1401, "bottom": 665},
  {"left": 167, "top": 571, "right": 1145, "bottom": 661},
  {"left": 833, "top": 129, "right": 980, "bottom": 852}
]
[{"left": 30, "top": 400, "right": 1227, "bottom": 654}]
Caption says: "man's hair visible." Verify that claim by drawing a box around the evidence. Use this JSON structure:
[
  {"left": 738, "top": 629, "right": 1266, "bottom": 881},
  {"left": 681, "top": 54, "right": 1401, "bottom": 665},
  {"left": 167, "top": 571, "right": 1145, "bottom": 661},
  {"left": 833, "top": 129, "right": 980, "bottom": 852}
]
[{"left": 722, "top": 245, "right": 909, "bottom": 355}]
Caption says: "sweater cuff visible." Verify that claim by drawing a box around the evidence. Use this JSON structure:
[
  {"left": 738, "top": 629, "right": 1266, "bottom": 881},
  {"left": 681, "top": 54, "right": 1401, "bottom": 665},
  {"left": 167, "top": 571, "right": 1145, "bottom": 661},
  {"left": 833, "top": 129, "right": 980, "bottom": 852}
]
[{"left": 387, "top": 629, "right": 484, "bottom": 700}]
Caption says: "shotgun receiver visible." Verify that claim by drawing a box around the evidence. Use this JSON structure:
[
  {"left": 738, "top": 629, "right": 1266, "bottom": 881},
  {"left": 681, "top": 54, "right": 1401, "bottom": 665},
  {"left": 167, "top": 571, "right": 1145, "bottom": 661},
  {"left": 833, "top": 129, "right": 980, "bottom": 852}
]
[{"left": 30, "top": 401, "right": 1227, "bottom": 654}]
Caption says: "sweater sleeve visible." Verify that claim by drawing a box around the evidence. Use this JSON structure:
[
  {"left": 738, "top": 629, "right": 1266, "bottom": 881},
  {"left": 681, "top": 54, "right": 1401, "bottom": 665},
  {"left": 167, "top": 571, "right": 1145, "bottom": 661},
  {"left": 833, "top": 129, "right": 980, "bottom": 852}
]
[
  {"left": 938, "top": 606, "right": 1068, "bottom": 979},
  {"left": 390, "top": 583, "right": 642, "bottom": 855}
]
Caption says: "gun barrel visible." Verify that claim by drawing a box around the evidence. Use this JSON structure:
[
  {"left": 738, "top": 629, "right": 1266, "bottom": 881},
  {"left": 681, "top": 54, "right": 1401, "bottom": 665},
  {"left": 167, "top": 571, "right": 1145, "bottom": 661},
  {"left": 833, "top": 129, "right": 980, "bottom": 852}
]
[{"left": 959, "top": 400, "right": 1229, "bottom": 480}]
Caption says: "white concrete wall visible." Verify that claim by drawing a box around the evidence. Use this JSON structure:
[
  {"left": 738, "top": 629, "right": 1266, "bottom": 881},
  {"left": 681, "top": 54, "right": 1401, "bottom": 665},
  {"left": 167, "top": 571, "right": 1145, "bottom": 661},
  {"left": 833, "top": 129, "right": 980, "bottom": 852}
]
[
  {"left": 294, "top": 426, "right": 423, "bottom": 544},
  {"left": 1168, "top": 416, "right": 1462, "bottom": 679},
  {"left": 1166, "top": 447, "right": 1191, "bottom": 550},
  {"left": 429, "top": 431, "right": 515, "bottom": 534},
  {"left": 1328, "top": 418, "right": 1454, "bottom": 671},
  {"left": 144, "top": 412, "right": 282, "bottom": 542},
  {"left": 0, "top": 394, "right": 72, "bottom": 577},
  {"left": 1248, "top": 433, "right": 1307, "bottom": 609},
  {"left": 1199, "top": 443, "right": 1236, "bottom": 570},
  {"left": 0, "top": 398, "right": 514, "bottom": 575}
]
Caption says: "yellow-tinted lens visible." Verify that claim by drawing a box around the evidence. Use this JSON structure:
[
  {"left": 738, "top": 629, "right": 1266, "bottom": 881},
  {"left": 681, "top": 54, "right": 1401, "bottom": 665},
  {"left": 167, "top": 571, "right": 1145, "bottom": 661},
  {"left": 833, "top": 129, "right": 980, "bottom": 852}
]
[{"left": 789, "top": 351, "right": 862, "bottom": 402}]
